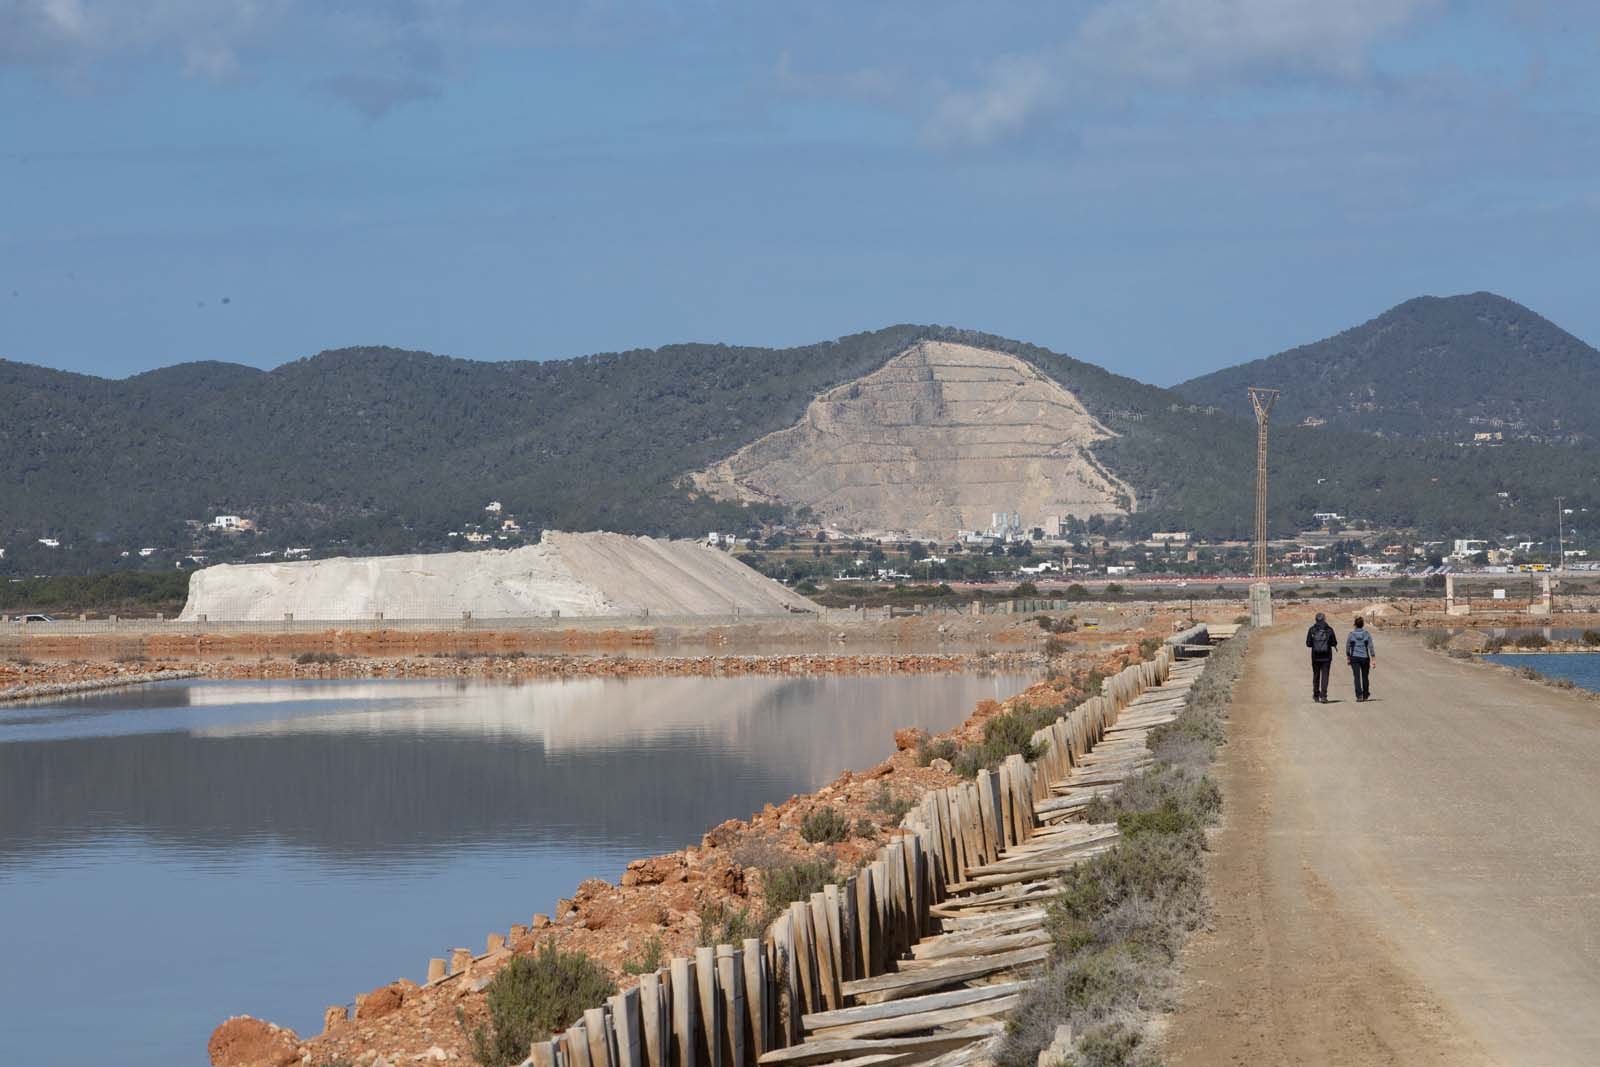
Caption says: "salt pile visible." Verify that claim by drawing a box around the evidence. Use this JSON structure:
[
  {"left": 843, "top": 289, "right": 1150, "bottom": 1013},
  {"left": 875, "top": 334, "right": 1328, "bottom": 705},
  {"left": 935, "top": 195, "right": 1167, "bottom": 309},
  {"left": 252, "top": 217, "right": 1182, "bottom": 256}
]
[{"left": 179, "top": 532, "right": 816, "bottom": 621}]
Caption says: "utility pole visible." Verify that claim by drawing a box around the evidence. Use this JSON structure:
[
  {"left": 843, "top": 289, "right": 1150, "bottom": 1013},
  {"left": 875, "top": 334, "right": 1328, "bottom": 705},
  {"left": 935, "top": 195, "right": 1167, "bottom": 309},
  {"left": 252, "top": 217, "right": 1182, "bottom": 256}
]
[
  {"left": 1246, "top": 387, "right": 1280, "bottom": 627},
  {"left": 1248, "top": 388, "right": 1280, "bottom": 579},
  {"left": 1556, "top": 495, "right": 1566, "bottom": 573}
]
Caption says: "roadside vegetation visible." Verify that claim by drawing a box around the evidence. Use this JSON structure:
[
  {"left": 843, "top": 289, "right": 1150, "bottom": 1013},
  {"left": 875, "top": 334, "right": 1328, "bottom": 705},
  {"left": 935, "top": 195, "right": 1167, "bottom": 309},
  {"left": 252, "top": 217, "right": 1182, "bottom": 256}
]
[
  {"left": 998, "top": 630, "right": 1250, "bottom": 1067},
  {"left": 469, "top": 945, "right": 616, "bottom": 1067}
]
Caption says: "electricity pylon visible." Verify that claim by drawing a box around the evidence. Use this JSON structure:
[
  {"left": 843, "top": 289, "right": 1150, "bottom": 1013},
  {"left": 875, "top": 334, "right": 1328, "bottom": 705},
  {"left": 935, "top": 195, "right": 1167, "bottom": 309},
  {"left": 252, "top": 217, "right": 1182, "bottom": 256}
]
[{"left": 1248, "top": 388, "right": 1280, "bottom": 579}]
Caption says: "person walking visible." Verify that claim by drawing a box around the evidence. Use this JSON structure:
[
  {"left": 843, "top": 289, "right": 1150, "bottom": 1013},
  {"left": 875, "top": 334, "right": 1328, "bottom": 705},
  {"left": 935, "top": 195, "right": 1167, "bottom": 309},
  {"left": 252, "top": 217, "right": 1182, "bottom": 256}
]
[
  {"left": 1347, "top": 616, "right": 1375, "bottom": 701},
  {"left": 1306, "top": 612, "right": 1338, "bottom": 702}
]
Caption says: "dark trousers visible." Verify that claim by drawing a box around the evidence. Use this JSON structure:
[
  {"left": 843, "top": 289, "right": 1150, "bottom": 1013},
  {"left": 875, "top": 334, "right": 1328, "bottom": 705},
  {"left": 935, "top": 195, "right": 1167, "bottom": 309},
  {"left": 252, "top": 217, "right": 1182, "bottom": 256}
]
[
  {"left": 1311, "top": 656, "right": 1332, "bottom": 699},
  {"left": 1350, "top": 657, "right": 1371, "bottom": 700}
]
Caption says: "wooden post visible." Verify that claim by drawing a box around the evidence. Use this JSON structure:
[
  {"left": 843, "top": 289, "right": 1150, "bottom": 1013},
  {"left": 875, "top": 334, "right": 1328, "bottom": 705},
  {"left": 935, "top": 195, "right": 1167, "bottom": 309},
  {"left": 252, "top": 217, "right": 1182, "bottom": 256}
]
[
  {"left": 822, "top": 883, "right": 846, "bottom": 983},
  {"left": 789, "top": 901, "right": 819, "bottom": 1014},
  {"left": 695, "top": 946, "right": 723, "bottom": 1067},
  {"left": 608, "top": 985, "right": 640, "bottom": 1067},
  {"left": 742, "top": 937, "right": 767, "bottom": 1056},
  {"left": 583, "top": 1007, "right": 614, "bottom": 1067},
  {"left": 715, "top": 945, "right": 745, "bottom": 1067},
  {"left": 670, "top": 957, "right": 697, "bottom": 1067},
  {"left": 853, "top": 867, "right": 876, "bottom": 979},
  {"left": 530, "top": 1037, "right": 560, "bottom": 1067},
  {"left": 997, "top": 762, "right": 1016, "bottom": 847},
  {"left": 771, "top": 911, "right": 801, "bottom": 1045},
  {"left": 808, "top": 893, "right": 840, "bottom": 1009},
  {"left": 838, "top": 876, "right": 859, "bottom": 982},
  {"left": 567, "top": 1025, "right": 593, "bottom": 1067},
  {"left": 639, "top": 972, "right": 666, "bottom": 1067}
]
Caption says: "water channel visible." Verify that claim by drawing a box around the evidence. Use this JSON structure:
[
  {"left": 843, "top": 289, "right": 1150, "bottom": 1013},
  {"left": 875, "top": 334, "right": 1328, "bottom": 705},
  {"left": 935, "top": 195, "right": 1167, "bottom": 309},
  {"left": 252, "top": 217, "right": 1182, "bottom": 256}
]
[{"left": 0, "top": 671, "right": 1033, "bottom": 1066}]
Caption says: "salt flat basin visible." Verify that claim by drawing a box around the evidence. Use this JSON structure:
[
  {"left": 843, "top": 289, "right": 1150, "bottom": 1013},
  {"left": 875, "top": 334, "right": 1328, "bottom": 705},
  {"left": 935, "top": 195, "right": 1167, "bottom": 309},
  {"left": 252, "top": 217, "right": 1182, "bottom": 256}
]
[{"left": 0, "top": 671, "right": 1034, "bottom": 1067}]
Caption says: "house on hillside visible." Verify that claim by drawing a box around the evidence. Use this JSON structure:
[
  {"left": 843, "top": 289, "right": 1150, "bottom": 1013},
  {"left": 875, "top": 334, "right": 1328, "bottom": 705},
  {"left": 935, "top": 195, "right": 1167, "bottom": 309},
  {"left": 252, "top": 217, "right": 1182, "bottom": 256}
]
[{"left": 209, "top": 515, "right": 254, "bottom": 532}]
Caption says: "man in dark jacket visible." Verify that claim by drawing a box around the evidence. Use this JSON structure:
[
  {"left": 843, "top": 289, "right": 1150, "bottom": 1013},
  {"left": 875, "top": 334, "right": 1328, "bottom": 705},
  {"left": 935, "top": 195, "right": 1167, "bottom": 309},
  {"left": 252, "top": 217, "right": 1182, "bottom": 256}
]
[
  {"left": 1346, "top": 616, "right": 1375, "bottom": 701},
  {"left": 1306, "top": 612, "right": 1337, "bottom": 702}
]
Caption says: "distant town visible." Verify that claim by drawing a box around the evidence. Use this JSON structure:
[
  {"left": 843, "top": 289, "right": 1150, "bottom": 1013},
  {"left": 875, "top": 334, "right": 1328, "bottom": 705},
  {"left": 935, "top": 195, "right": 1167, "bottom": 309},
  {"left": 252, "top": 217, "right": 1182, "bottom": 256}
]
[{"left": 4, "top": 495, "right": 1591, "bottom": 593}]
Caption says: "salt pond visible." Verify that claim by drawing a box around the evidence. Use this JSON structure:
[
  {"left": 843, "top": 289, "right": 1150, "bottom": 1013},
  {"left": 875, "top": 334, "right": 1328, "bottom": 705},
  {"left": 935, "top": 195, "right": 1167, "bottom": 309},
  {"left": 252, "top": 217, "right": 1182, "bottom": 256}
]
[{"left": 0, "top": 671, "right": 1032, "bottom": 1066}]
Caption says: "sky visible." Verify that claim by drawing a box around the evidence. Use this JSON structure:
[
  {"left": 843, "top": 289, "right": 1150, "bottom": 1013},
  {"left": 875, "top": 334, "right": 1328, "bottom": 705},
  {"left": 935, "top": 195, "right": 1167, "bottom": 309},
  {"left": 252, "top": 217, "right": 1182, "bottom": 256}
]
[{"left": 3, "top": 0, "right": 1599, "bottom": 385}]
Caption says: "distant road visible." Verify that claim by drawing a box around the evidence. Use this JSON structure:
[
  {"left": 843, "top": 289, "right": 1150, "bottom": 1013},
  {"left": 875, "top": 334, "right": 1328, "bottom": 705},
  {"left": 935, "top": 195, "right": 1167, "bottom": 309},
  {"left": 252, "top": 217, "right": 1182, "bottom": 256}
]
[{"left": 1165, "top": 625, "right": 1600, "bottom": 1066}]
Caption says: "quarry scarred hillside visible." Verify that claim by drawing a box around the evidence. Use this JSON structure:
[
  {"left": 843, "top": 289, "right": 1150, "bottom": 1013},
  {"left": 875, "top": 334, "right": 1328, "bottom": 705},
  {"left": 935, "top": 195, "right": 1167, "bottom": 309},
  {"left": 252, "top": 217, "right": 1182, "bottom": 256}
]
[{"left": 692, "top": 342, "right": 1136, "bottom": 537}]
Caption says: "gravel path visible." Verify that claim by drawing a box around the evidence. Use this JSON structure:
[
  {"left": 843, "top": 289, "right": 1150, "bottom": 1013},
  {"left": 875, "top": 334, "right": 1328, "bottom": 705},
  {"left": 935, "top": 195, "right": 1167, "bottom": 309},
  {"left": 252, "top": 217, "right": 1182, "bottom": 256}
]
[{"left": 1164, "top": 626, "right": 1600, "bottom": 1066}]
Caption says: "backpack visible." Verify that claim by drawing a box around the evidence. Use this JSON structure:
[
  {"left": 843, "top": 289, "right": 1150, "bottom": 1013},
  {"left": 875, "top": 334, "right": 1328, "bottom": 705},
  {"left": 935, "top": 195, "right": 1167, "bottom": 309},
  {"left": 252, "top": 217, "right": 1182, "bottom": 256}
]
[{"left": 1310, "top": 626, "right": 1332, "bottom": 655}]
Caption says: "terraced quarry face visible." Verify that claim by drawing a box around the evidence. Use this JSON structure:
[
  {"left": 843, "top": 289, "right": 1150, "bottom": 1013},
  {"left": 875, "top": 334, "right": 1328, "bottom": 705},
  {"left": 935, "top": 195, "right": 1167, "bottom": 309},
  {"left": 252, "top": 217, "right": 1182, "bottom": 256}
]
[{"left": 693, "top": 341, "right": 1134, "bottom": 537}]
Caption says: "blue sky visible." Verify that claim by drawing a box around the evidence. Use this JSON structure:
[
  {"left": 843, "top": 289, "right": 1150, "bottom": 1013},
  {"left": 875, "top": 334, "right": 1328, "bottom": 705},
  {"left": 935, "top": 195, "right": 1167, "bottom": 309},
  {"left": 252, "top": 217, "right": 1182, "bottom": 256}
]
[{"left": 3, "top": 1, "right": 1599, "bottom": 384}]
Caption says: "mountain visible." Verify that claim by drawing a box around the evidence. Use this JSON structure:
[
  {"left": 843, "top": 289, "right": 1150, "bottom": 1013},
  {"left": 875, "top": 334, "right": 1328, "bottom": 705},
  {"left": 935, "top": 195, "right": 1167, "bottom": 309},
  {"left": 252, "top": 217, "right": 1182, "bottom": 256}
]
[
  {"left": 1174, "top": 293, "right": 1600, "bottom": 443},
  {"left": 3, "top": 320, "right": 1598, "bottom": 573}
]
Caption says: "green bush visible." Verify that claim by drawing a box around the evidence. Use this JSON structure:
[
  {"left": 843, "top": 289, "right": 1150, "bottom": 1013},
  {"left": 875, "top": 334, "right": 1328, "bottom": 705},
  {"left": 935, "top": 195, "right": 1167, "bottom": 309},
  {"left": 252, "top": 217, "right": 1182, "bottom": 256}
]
[
  {"left": 761, "top": 859, "right": 837, "bottom": 916},
  {"left": 294, "top": 650, "right": 344, "bottom": 665},
  {"left": 1066, "top": 584, "right": 1090, "bottom": 600},
  {"left": 697, "top": 901, "right": 760, "bottom": 947},
  {"left": 1013, "top": 582, "right": 1040, "bottom": 598},
  {"left": 916, "top": 737, "right": 960, "bottom": 766},
  {"left": 621, "top": 934, "right": 664, "bottom": 976},
  {"left": 869, "top": 784, "right": 914, "bottom": 823},
  {"left": 800, "top": 806, "right": 851, "bottom": 844},
  {"left": 1582, "top": 630, "right": 1600, "bottom": 647},
  {"left": 1514, "top": 633, "right": 1550, "bottom": 650},
  {"left": 470, "top": 946, "right": 615, "bottom": 1067}
]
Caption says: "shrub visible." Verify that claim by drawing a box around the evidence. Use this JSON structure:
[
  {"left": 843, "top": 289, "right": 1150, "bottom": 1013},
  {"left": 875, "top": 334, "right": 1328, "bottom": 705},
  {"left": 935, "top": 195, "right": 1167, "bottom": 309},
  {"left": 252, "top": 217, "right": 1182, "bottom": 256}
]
[
  {"left": 1138, "top": 637, "right": 1161, "bottom": 659},
  {"left": 1514, "top": 633, "right": 1550, "bottom": 650},
  {"left": 1583, "top": 630, "right": 1600, "bottom": 647},
  {"left": 800, "top": 806, "right": 851, "bottom": 844},
  {"left": 869, "top": 784, "right": 914, "bottom": 823},
  {"left": 697, "top": 901, "right": 760, "bottom": 947},
  {"left": 1044, "top": 636, "right": 1071, "bottom": 657},
  {"left": 855, "top": 817, "right": 878, "bottom": 838},
  {"left": 1013, "top": 582, "right": 1040, "bottom": 598},
  {"left": 916, "top": 737, "right": 959, "bottom": 766},
  {"left": 1422, "top": 631, "right": 1450, "bottom": 651},
  {"left": 470, "top": 945, "right": 615, "bottom": 1067},
  {"left": 1066, "top": 584, "right": 1089, "bottom": 600},
  {"left": 1484, "top": 635, "right": 1509, "bottom": 653},
  {"left": 762, "top": 860, "right": 837, "bottom": 915},
  {"left": 294, "top": 651, "right": 344, "bottom": 665},
  {"left": 1105, "top": 583, "right": 1124, "bottom": 595},
  {"left": 621, "top": 934, "right": 664, "bottom": 976}
]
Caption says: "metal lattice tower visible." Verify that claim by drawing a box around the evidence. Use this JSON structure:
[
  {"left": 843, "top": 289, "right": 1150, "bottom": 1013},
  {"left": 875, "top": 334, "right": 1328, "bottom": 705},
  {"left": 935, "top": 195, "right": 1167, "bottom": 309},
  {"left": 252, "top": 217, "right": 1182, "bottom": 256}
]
[{"left": 1248, "top": 388, "right": 1280, "bottom": 579}]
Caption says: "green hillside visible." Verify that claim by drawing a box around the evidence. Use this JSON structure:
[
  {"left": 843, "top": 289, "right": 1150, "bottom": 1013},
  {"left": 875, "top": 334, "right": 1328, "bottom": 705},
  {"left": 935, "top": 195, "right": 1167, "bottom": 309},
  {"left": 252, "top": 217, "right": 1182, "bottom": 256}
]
[
  {"left": 1174, "top": 292, "right": 1600, "bottom": 443},
  {"left": 3, "top": 321, "right": 1597, "bottom": 575}
]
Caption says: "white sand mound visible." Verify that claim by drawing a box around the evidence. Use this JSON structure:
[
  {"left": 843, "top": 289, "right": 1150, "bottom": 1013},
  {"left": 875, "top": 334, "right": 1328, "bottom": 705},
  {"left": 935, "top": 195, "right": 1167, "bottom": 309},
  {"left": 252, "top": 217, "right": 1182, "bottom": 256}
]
[{"left": 179, "top": 532, "right": 817, "bottom": 621}]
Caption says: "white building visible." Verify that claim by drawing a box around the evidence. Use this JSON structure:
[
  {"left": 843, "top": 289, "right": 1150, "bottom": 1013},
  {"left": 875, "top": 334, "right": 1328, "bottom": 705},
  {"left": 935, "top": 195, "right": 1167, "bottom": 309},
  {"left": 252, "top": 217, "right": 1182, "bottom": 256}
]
[
  {"left": 38, "top": 537, "right": 60, "bottom": 548},
  {"left": 1150, "top": 531, "right": 1190, "bottom": 545},
  {"left": 210, "top": 515, "right": 250, "bottom": 531},
  {"left": 1451, "top": 539, "right": 1489, "bottom": 558},
  {"left": 484, "top": 501, "right": 503, "bottom": 514}
]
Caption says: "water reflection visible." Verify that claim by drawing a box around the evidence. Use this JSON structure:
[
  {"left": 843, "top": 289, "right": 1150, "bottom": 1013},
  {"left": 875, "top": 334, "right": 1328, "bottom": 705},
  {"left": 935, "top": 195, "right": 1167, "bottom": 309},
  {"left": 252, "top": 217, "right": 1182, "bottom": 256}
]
[{"left": 0, "top": 672, "right": 1031, "bottom": 1066}]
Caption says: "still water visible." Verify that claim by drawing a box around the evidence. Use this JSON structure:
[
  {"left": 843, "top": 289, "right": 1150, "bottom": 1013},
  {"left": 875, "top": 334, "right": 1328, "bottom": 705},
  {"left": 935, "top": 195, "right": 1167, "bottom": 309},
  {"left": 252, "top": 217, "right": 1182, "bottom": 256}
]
[
  {"left": 1483, "top": 652, "right": 1600, "bottom": 691},
  {"left": 0, "top": 671, "right": 1032, "bottom": 1066}
]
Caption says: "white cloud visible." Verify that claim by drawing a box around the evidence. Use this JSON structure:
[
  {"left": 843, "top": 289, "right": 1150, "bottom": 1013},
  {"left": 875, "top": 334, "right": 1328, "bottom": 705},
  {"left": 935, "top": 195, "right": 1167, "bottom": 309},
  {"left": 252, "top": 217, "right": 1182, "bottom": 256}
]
[{"left": 923, "top": 0, "right": 1446, "bottom": 146}]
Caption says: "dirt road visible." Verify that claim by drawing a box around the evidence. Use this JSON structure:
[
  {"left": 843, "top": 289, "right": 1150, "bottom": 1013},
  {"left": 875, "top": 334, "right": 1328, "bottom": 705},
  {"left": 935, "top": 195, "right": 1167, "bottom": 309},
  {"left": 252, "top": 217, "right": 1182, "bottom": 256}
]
[{"left": 1165, "top": 626, "right": 1600, "bottom": 1066}]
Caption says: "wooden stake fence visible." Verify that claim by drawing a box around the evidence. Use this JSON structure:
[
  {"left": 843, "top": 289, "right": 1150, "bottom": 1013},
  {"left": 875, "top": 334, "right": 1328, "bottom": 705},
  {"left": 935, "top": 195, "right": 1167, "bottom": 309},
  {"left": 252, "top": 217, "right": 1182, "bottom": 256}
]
[{"left": 452, "top": 650, "right": 1179, "bottom": 1067}]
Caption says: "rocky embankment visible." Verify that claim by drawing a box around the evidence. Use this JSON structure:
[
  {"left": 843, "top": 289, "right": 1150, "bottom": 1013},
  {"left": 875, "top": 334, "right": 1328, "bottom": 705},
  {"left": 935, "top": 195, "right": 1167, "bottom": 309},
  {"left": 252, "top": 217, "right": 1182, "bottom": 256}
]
[
  {"left": 200, "top": 651, "right": 1035, "bottom": 682},
  {"left": 0, "top": 661, "right": 197, "bottom": 703},
  {"left": 207, "top": 641, "right": 1150, "bottom": 1067}
]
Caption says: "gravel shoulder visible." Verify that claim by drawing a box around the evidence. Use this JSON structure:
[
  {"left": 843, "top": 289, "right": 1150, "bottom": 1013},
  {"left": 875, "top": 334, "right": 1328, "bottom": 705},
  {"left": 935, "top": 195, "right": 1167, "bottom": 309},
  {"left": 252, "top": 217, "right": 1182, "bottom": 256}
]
[{"left": 1164, "top": 625, "right": 1600, "bottom": 1066}]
